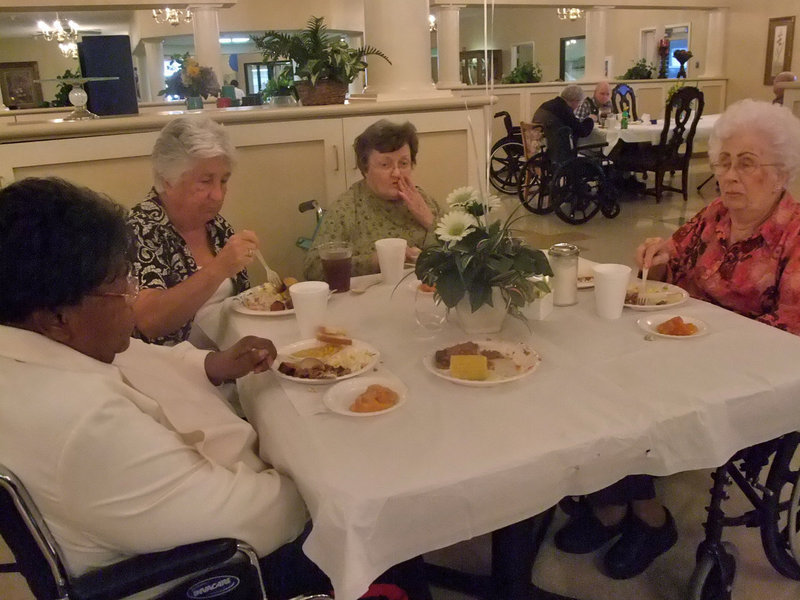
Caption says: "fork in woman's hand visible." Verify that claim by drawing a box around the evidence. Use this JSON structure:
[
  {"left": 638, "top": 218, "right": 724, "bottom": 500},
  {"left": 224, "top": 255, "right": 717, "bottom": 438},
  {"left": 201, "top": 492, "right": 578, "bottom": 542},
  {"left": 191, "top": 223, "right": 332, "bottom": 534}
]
[{"left": 638, "top": 265, "right": 649, "bottom": 305}]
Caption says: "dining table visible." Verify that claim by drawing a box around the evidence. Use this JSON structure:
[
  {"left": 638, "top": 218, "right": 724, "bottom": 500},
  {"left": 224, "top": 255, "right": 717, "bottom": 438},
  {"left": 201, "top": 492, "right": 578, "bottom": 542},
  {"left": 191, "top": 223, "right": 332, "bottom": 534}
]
[
  {"left": 195, "top": 268, "right": 800, "bottom": 600},
  {"left": 582, "top": 113, "right": 720, "bottom": 154}
]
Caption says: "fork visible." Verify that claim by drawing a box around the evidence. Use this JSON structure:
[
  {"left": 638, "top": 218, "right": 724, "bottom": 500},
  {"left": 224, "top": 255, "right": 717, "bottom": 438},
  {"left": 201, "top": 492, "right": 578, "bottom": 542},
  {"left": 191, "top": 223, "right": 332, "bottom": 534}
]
[
  {"left": 638, "top": 264, "right": 649, "bottom": 305},
  {"left": 255, "top": 249, "right": 283, "bottom": 289}
]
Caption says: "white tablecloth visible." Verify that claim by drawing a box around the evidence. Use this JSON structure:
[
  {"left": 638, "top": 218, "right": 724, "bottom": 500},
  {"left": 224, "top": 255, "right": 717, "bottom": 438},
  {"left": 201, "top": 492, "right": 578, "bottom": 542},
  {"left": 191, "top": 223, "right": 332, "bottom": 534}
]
[
  {"left": 196, "top": 273, "right": 800, "bottom": 599},
  {"left": 583, "top": 113, "right": 720, "bottom": 154}
]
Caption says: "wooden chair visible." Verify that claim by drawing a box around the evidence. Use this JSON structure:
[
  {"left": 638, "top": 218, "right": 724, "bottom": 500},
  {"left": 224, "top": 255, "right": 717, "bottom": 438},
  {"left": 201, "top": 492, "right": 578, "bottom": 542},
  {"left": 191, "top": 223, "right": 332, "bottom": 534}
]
[
  {"left": 611, "top": 83, "right": 638, "bottom": 121},
  {"left": 611, "top": 86, "right": 705, "bottom": 202},
  {"left": 517, "top": 121, "right": 551, "bottom": 213}
]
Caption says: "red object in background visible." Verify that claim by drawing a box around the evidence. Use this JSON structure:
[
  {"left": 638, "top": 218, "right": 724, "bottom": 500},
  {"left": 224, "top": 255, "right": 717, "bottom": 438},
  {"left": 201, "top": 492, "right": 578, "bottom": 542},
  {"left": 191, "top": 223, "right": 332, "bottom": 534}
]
[{"left": 216, "top": 97, "right": 232, "bottom": 108}]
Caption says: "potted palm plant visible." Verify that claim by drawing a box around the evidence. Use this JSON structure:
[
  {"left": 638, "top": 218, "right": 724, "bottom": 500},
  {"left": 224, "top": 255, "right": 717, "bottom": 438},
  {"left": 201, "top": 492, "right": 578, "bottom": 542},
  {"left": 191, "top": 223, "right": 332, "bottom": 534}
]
[{"left": 252, "top": 16, "right": 390, "bottom": 106}]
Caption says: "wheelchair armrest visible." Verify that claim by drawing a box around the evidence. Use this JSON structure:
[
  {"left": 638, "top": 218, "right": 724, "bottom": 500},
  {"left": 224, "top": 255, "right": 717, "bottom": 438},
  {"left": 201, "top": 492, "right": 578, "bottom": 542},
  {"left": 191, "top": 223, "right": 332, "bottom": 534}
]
[{"left": 70, "top": 538, "right": 240, "bottom": 600}]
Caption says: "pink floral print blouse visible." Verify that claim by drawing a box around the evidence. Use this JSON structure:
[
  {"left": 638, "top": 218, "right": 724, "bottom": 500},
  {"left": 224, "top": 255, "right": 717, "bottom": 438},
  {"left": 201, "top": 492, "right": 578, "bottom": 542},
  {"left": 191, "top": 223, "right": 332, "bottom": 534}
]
[{"left": 666, "top": 193, "right": 800, "bottom": 335}]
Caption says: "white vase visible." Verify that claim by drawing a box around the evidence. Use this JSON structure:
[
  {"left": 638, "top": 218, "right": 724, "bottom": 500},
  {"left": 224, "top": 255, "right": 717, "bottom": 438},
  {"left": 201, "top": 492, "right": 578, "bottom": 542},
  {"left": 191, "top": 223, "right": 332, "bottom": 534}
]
[{"left": 455, "top": 287, "right": 508, "bottom": 334}]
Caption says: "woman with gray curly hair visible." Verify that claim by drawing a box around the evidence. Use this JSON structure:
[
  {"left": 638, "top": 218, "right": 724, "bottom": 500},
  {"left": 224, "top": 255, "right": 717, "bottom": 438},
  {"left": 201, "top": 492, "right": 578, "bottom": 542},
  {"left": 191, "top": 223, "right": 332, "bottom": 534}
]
[
  {"left": 554, "top": 100, "right": 800, "bottom": 582},
  {"left": 128, "top": 115, "right": 260, "bottom": 346}
]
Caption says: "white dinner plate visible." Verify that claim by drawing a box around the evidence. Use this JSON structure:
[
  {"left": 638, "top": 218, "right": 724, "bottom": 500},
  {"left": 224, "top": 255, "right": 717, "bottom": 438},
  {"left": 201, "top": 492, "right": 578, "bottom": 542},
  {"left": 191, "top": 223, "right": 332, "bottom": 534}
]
[
  {"left": 275, "top": 339, "right": 380, "bottom": 385},
  {"left": 323, "top": 376, "right": 408, "bottom": 417},
  {"left": 637, "top": 314, "right": 709, "bottom": 339},
  {"left": 624, "top": 281, "right": 689, "bottom": 311},
  {"left": 423, "top": 339, "right": 541, "bottom": 387},
  {"left": 232, "top": 288, "right": 294, "bottom": 316}
]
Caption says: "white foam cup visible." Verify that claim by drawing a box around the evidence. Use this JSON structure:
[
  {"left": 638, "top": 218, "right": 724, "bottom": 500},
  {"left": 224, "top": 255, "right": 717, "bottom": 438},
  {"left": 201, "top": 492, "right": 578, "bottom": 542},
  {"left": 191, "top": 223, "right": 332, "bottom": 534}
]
[
  {"left": 592, "top": 264, "right": 632, "bottom": 319},
  {"left": 375, "top": 238, "right": 407, "bottom": 285},
  {"left": 289, "top": 281, "right": 330, "bottom": 338}
]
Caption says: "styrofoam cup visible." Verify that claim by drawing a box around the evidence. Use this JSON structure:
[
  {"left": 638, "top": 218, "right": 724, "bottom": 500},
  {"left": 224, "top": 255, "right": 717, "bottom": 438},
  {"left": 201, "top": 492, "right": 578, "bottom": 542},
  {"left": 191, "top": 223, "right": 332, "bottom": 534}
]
[
  {"left": 592, "top": 264, "right": 632, "bottom": 319},
  {"left": 375, "top": 238, "right": 407, "bottom": 285},
  {"left": 289, "top": 281, "right": 330, "bottom": 338}
]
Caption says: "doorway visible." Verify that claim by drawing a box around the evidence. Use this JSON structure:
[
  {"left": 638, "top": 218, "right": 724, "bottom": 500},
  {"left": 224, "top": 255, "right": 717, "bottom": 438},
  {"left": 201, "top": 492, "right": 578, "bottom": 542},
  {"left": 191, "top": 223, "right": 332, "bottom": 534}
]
[{"left": 559, "top": 36, "right": 585, "bottom": 81}]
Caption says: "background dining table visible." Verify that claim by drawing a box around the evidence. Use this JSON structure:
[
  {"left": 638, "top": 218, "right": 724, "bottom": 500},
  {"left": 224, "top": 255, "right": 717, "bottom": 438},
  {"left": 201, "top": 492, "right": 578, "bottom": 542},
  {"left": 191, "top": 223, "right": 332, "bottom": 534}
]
[
  {"left": 196, "top": 271, "right": 800, "bottom": 600},
  {"left": 583, "top": 113, "right": 720, "bottom": 154}
]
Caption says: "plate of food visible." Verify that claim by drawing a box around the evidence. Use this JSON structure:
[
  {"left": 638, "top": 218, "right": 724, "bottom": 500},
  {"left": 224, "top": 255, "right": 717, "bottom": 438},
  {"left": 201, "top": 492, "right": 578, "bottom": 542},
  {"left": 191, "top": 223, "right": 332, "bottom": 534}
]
[
  {"left": 423, "top": 340, "right": 541, "bottom": 387},
  {"left": 233, "top": 281, "right": 295, "bottom": 316},
  {"left": 624, "top": 281, "right": 689, "bottom": 311},
  {"left": 275, "top": 337, "right": 379, "bottom": 385},
  {"left": 323, "top": 376, "right": 407, "bottom": 417},
  {"left": 637, "top": 314, "right": 708, "bottom": 339}
]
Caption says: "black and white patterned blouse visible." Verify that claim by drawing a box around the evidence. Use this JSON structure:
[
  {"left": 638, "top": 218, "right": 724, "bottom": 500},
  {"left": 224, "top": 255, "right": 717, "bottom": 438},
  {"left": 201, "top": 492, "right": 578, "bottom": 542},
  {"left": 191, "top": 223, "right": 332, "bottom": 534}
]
[{"left": 127, "top": 189, "right": 249, "bottom": 345}]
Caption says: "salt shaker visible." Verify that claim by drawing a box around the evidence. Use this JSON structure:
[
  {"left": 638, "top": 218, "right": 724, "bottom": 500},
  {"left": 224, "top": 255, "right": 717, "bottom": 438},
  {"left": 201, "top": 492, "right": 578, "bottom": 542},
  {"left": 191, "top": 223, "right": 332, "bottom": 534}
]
[{"left": 548, "top": 243, "right": 579, "bottom": 306}]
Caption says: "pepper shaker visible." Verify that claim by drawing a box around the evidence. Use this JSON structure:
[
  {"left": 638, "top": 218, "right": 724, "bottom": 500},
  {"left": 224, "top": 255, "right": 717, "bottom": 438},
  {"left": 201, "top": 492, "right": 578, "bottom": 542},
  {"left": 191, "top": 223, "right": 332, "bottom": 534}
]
[{"left": 548, "top": 243, "right": 579, "bottom": 306}]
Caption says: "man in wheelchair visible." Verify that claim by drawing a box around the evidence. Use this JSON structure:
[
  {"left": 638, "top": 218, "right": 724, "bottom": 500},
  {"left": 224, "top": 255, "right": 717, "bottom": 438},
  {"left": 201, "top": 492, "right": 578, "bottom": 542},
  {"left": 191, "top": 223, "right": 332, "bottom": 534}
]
[{"left": 0, "top": 178, "right": 429, "bottom": 600}]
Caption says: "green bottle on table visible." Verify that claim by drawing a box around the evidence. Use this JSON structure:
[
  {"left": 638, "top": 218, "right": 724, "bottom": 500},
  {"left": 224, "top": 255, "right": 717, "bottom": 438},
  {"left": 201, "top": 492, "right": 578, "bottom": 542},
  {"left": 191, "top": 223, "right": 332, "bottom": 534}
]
[{"left": 621, "top": 107, "right": 629, "bottom": 130}]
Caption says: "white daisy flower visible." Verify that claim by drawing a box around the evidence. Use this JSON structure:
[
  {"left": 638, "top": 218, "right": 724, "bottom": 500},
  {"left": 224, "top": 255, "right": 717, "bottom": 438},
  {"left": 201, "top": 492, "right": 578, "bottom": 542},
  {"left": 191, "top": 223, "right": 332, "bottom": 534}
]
[
  {"left": 435, "top": 211, "right": 478, "bottom": 242},
  {"left": 445, "top": 186, "right": 480, "bottom": 207},
  {"left": 484, "top": 194, "right": 503, "bottom": 212}
]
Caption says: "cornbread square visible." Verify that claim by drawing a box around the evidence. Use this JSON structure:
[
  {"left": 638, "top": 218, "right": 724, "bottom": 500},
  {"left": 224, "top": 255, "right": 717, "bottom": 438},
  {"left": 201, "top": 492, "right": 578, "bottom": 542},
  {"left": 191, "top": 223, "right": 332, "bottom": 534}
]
[{"left": 450, "top": 354, "right": 488, "bottom": 380}]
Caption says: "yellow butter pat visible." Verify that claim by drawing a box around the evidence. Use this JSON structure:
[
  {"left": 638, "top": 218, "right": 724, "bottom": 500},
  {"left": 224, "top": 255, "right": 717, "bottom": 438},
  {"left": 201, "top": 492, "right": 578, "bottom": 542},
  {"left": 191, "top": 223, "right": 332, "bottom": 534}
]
[{"left": 450, "top": 355, "right": 488, "bottom": 381}]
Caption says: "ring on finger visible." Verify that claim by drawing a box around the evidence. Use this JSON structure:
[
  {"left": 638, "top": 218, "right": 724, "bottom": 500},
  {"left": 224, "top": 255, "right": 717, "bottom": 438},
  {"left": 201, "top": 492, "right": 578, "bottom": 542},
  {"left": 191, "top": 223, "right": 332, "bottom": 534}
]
[{"left": 247, "top": 249, "right": 254, "bottom": 257}]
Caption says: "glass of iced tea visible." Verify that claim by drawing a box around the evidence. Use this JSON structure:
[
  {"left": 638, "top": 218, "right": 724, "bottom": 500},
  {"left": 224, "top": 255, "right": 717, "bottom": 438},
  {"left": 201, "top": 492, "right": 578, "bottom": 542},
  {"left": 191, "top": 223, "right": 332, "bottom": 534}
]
[{"left": 319, "top": 242, "right": 352, "bottom": 293}]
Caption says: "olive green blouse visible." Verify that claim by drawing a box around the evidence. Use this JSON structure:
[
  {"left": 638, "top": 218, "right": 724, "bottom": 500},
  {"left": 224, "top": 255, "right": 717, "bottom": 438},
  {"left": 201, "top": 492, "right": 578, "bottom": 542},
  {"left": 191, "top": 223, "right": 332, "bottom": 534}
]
[{"left": 304, "top": 180, "right": 441, "bottom": 280}]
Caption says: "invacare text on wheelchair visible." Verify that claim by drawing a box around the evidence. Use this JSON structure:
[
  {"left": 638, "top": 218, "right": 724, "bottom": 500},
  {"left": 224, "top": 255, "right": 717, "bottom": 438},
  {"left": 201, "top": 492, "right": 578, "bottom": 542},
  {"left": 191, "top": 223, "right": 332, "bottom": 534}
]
[{"left": 517, "top": 122, "right": 621, "bottom": 225}]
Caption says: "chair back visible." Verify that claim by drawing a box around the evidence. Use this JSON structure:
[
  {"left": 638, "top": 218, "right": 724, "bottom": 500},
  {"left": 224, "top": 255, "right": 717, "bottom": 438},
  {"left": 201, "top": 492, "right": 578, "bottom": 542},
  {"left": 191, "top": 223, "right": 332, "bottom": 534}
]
[
  {"left": 519, "top": 121, "right": 546, "bottom": 161},
  {"left": 0, "top": 463, "right": 70, "bottom": 599},
  {"left": 659, "top": 86, "right": 705, "bottom": 160},
  {"left": 611, "top": 83, "right": 638, "bottom": 121}
]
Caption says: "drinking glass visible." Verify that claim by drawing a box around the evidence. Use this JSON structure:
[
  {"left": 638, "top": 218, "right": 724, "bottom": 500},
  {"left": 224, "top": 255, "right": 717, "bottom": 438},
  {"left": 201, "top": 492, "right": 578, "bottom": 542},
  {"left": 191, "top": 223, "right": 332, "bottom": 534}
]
[
  {"left": 319, "top": 242, "right": 352, "bottom": 293},
  {"left": 414, "top": 289, "right": 447, "bottom": 335}
]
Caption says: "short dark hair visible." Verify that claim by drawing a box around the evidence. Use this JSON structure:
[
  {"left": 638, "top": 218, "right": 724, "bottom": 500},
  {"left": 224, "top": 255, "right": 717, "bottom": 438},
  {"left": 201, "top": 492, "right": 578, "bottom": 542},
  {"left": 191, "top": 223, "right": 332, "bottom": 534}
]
[
  {"left": 0, "top": 178, "right": 132, "bottom": 324},
  {"left": 353, "top": 119, "right": 419, "bottom": 175},
  {"left": 230, "top": 79, "right": 239, "bottom": 87}
]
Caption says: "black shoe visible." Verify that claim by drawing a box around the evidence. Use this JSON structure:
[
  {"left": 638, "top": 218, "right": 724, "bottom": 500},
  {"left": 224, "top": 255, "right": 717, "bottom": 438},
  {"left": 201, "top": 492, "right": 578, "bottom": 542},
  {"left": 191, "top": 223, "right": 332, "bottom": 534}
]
[
  {"left": 602, "top": 508, "right": 678, "bottom": 579},
  {"left": 553, "top": 507, "right": 626, "bottom": 554}
]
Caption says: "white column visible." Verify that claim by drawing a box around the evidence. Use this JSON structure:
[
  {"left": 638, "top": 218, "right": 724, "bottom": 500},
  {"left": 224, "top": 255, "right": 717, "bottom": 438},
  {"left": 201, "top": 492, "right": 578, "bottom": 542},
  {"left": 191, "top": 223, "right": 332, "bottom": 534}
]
[
  {"left": 584, "top": 7, "right": 608, "bottom": 81},
  {"left": 434, "top": 4, "right": 463, "bottom": 89},
  {"left": 143, "top": 39, "right": 165, "bottom": 102},
  {"left": 189, "top": 4, "right": 223, "bottom": 86},
  {"left": 363, "top": 0, "right": 449, "bottom": 99},
  {"left": 703, "top": 8, "right": 726, "bottom": 78}
]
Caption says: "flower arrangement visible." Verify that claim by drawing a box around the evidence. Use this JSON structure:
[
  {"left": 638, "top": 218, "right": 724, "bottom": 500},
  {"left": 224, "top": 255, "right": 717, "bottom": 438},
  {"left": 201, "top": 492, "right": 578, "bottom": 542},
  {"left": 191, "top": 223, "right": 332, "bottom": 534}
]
[
  {"left": 415, "top": 187, "right": 552, "bottom": 321},
  {"left": 666, "top": 80, "right": 685, "bottom": 103},
  {"left": 159, "top": 53, "right": 220, "bottom": 99},
  {"left": 657, "top": 37, "right": 670, "bottom": 78},
  {"left": 673, "top": 49, "right": 693, "bottom": 78}
]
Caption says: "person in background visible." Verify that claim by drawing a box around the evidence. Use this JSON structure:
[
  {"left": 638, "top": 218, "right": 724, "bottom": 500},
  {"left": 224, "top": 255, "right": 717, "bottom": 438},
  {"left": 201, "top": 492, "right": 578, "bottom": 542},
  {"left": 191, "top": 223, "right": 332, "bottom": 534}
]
[
  {"left": 575, "top": 80, "right": 612, "bottom": 121},
  {"left": 772, "top": 71, "right": 797, "bottom": 105},
  {"left": 230, "top": 79, "right": 246, "bottom": 101},
  {"left": 128, "top": 115, "right": 265, "bottom": 346},
  {"left": 554, "top": 99, "right": 800, "bottom": 580},
  {"left": 304, "top": 119, "right": 441, "bottom": 279},
  {"left": 532, "top": 85, "right": 594, "bottom": 164}
]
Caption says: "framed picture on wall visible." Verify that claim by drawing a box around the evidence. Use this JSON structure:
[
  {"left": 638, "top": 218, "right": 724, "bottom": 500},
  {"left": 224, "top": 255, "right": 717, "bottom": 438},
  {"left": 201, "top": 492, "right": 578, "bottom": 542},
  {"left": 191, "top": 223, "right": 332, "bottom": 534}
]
[
  {"left": 0, "top": 62, "right": 44, "bottom": 109},
  {"left": 764, "top": 16, "right": 795, "bottom": 85}
]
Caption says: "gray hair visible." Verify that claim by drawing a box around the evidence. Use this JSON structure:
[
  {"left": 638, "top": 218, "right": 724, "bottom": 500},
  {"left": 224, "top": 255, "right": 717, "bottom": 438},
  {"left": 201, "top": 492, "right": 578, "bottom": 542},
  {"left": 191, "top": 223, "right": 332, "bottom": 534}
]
[
  {"left": 151, "top": 116, "right": 236, "bottom": 193},
  {"left": 560, "top": 84, "right": 585, "bottom": 104},
  {"left": 709, "top": 99, "right": 800, "bottom": 182}
]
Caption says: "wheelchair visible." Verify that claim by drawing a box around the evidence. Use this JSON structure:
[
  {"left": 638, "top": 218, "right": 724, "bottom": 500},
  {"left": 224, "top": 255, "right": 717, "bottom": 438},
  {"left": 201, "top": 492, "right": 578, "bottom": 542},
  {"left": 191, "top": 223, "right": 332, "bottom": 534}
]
[
  {"left": 488, "top": 111, "right": 525, "bottom": 195},
  {"left": 688, "top": 432, "right": 800, "bottom": 599},
  {"left": 517, "top": 122, "right": 620, "bottom": 225},
  {"left": 0, "top": 463, "right": 332, "bottom": 600}
]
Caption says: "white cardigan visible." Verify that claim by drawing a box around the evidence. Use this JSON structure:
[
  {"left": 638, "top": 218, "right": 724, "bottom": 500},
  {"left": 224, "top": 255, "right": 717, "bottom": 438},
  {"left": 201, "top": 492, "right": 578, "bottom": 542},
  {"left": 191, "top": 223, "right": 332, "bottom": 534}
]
[{"left": 0, "top": 325, "right": 307, "bottom": 576}]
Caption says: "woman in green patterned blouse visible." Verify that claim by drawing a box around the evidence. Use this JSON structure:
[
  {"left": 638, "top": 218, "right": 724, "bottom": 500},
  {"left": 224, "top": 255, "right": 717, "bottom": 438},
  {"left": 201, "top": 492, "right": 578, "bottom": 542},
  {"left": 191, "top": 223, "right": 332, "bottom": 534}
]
[{"left": 304, "top": 120, "right": 441, "bottom": 279}]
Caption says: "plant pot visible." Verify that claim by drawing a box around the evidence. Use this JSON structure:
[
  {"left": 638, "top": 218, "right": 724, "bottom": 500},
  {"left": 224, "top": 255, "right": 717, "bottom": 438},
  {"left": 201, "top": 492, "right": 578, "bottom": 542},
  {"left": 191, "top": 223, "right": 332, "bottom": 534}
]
[
  {"left": 455, "top": 288, "right": 508, "bottom": 334},
  {"left": 268, "top": 95, "right": 298, "bottom": 107},
  {"left": 185, "top": 96, "right": 203, "bottom": 110},
  {"left": 295, "top": 80, "right": 348, "bottom": 106}
]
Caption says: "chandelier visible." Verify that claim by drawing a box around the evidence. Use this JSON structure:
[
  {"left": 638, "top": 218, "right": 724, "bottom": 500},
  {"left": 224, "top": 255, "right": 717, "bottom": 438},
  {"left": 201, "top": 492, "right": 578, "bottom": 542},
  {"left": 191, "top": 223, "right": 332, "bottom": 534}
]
[
  {"left": 557, "top": 8, "right": 584, "bottom": 21},
  {"left": 37, "top": 17, "right": 79, "bottom": 43},
  {"left": 59, "top": 42, "right": 79, "bottom": 59},
  {"left": 428, "top": 15, "right": 437, "bottom": 32},
  {"left": 152, "top": 8, "right": 193, "bottom": 26}
]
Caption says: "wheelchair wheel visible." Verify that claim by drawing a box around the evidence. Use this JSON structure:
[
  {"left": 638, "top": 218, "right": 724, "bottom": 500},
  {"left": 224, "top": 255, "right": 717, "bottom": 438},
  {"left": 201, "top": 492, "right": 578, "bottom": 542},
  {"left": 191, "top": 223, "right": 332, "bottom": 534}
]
[
  {"left": 688, "top": 543, "right": 737, "bottom": 600},
  {"left": 760, "top": 432, "right": 800, "bottom": 580},
  {"left": 518, "top": 153, "right": 553, "bottom": 214},
  {"left": 551, "top": 159, "right": 605, "bottom": 225},
  {"left": 489, "top": 139, "right": 525, "bottom": 194}
]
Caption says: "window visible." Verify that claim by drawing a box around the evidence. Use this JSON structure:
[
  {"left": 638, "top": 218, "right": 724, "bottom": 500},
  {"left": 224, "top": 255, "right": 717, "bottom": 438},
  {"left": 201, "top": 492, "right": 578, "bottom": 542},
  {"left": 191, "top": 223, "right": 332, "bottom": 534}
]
[
  {"left": 244, "top": 61, "right": 292, "bottom": 95},
  {"left": 560, "top": 36, "right": 585, "bottom": 81}
]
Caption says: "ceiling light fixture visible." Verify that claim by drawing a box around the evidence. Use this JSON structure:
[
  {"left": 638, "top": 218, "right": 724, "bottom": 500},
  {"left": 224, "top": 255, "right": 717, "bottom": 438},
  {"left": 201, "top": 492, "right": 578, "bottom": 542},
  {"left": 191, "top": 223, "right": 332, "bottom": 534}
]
[
  {"left": 37, "top": 17, "right": 79, "bottom": 43},
  {"left": 429, "top": 15, "right": 437, "bottom": 32},
  {"left": 152, "top": 8, "right": 193, "bottom": 26},
  {"left": 58, "top": 41, "right": 79, "bottom": 59},
  {"left": 557, "top": 8, "right": 584, "bottom": 21}
]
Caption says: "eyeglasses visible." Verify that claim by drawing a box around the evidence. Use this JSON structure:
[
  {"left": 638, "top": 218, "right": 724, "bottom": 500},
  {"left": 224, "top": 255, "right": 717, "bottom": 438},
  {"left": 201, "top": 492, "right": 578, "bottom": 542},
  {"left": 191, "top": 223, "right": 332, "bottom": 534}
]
[
  {"left": 87, "top": 274, "right": 140, "bottom": 306},
  {"left": 371, "top": 158, "right": 413, "bottom": 172},
  {"left": 710, "top": 156, "right": 781, "bottom": 177}
]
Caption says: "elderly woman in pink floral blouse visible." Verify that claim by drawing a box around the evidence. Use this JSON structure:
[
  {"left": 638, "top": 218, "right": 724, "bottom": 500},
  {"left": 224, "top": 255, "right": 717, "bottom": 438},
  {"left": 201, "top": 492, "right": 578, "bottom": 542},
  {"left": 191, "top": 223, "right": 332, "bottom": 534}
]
[{"left": 553, "top": 99, "right": 800, "bottom": 582}]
